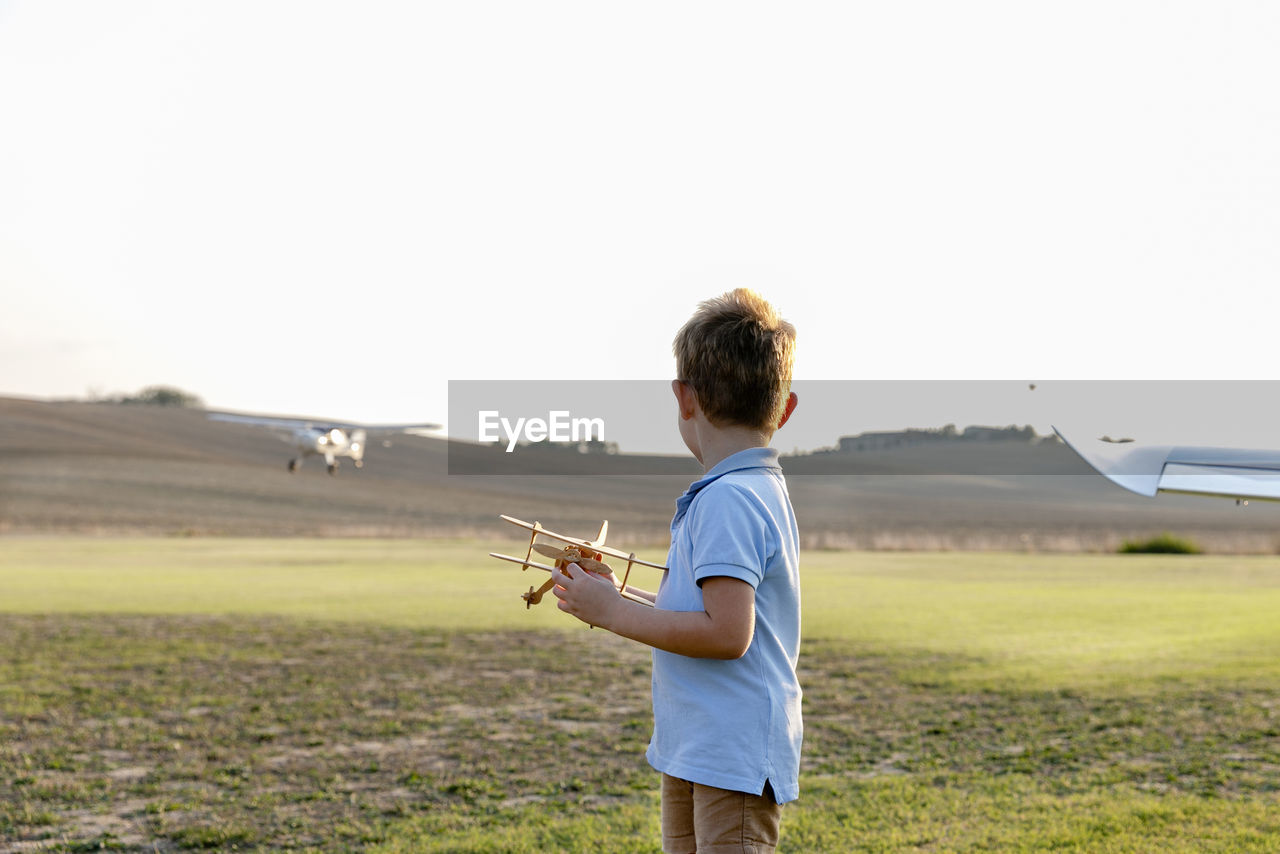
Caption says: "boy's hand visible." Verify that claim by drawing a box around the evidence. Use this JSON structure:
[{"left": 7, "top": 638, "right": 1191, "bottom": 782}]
[
  {"left": 580, "top": 550, "right": 623, "bottom": 593},
  {"left": 551, "top": 562, "right": 621, "bottom": 628}
]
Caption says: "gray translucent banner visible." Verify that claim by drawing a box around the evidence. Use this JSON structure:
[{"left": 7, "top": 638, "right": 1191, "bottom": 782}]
[{"left": 446, "top": 380, "right": 1280, "bottom": 478}]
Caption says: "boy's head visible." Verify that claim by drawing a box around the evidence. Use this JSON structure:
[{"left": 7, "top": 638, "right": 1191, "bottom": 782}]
[{"left": 673, "top": 288, "right": 796, "bottom": 433}]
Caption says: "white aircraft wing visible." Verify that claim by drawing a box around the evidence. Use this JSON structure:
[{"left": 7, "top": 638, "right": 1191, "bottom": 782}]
[
  {"left": 356, "top": 424, "right": 442, "bottom": 437},
  {"left": 209, "top": 413, "right": 317, "bottom": 431},
  {"left": 208, "top": 412, "right": 440, "bottom": 434},
  {"left": 1054, "top": 426, "right": 1280, "bottom": 502}
]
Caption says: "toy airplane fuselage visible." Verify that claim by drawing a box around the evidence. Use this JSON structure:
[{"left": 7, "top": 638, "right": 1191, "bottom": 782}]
[
  {"left": 1055, "top": 426, "right": 1280, "bottom": 503},
  {"left": 489, "top": 515, "right": 667, "bottom": 609}
]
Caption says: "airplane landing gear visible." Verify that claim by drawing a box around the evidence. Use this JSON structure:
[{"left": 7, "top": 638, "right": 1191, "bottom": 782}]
[
  {"left": 288, "top": 458, "right": 299, "bottom": 473},
  {"left": 327, "top": 462, "right": 338, "bottom": 476}
]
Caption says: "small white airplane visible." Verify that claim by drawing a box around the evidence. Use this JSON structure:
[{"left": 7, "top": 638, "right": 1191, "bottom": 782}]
[
  {"left": 208, "top": 412, "right": 441, "bottom": 475},
  {"left": 1055, "top": 426, "right": 1280, "bottom": 503}
]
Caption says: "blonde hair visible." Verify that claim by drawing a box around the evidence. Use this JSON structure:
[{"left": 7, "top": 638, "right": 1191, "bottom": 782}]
[{"left": 673, "top": 288, "right": 796, "bottom": 431}]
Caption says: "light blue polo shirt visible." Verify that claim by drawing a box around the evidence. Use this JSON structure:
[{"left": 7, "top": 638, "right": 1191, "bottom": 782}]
[{"left": 646, "top": 446, "right": 803, "bottom": 803}]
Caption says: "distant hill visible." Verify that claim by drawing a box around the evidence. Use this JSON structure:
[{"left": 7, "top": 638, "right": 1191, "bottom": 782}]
[
  {"left": 831, "top": 423, "right": 1045, "bottom": 452},
  {"left": 3, "top": 396, "right": 1278, "bottom": 552}
]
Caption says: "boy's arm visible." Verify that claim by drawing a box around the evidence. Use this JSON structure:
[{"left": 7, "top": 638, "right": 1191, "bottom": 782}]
[
  {"left": 615, "top": 580, "right": 657, "bottom": 605},
  {"left": 584, "top": 556, "right": 657, "bottom": 604},
  {"left": 552, "top": 565, "right": 754, "bottom": 660}
]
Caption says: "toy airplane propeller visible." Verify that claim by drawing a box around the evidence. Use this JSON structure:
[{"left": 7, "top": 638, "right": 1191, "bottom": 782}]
[
  {"left": 489, "top": 515, "right": 666, "bottom": 609},
  {"left": 1055, "top": 426, "right": 1280, "bottom": 503},
  {"left": 531, "top": 543, "right": 612, "bottom": 575}
]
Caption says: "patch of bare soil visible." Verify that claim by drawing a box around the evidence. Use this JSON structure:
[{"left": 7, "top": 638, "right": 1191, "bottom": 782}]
[
  {"left": 6, "top": 397, "right": 1280, "bottom": 551},
  {"left": 6, "top": 618, "right": 1280, "bottom": 851},
  {"left": 0, "top": 615, "right": 653, "bottom": 852}
]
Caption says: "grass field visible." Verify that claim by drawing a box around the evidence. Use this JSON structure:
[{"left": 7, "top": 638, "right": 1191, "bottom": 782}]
[{"left": 2, "top": 538, "right": 1279, "bottom": 852}]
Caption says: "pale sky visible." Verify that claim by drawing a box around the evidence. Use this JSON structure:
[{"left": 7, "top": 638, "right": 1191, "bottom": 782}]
[{"left": 2, "top": 2, "right": 1278, "bottom": 449}]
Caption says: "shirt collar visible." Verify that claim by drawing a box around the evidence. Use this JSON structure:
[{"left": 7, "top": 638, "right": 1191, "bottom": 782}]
[
  {"left": 698, "top": 446, "right": 782, "bottom": 485},
  {"left": 673, "top": 447, "right": 782, "bottom": 526}
]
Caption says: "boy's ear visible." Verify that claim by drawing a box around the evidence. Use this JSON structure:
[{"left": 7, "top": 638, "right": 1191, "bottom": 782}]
[
  {"left": 777, "top": 392, "right": 798, "bottom": 430},
  {"left": 672, "top": 379, "right": 698, "bottom": 420}
]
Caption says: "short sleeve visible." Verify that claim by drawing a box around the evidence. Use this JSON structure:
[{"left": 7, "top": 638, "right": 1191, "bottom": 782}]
[{"left": 687, "top": 483, "right": 772, "bottom": 589}]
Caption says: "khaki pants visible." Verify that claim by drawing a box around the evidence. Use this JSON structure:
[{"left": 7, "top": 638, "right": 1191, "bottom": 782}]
[{"left": 661, "top": 773, "right": 782, "bottom": 854}]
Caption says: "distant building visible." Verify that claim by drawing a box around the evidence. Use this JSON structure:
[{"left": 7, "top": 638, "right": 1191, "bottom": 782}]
[
  {"left": 838, "top": 429, "right": 946, "bottom": 452},
  {"left": 960, "top": 424, "right": 1036, "bottom": 442}
]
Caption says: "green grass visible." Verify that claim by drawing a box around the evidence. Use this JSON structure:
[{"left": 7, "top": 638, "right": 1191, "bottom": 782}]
[
  {"left": 1, "top": 538, "right": 1279, "bottom": 851},
  {"left": 0, "top": 538, "right": 588, "bottom": 630},
  {"left": 801, "top": 550, "right": 1280, "bottom": 690},
  {"left": 6, "top": 539, "right": 1278, "bottom": 690}
]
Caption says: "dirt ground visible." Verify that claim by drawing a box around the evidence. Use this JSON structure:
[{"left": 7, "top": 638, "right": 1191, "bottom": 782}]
[{"left": 4, "top": 397, "right": 1279, "bottom": 552}]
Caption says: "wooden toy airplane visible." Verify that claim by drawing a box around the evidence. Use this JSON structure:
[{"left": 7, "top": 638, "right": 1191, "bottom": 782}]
[{"left": 489, "top": 515, "right": 666, "bottom": 609}]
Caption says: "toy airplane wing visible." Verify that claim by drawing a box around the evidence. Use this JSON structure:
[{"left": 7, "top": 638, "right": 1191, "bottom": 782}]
[
  {"left": 1054, "top": 426, "right": 1280, "bottom": 502},
  {"left": 208, "top": 413, "right": 440, "bottom": 435},
  {"left": 496, "top": 515, "right": 667, "bottom": 569},
  {"left": 490, "top": 515, "right": 667, "bottom": 610}
]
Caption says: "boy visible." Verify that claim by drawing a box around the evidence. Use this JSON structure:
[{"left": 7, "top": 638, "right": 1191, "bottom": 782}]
[{"left": 552, "top": 288, "right": 801, "bottom": 854}]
